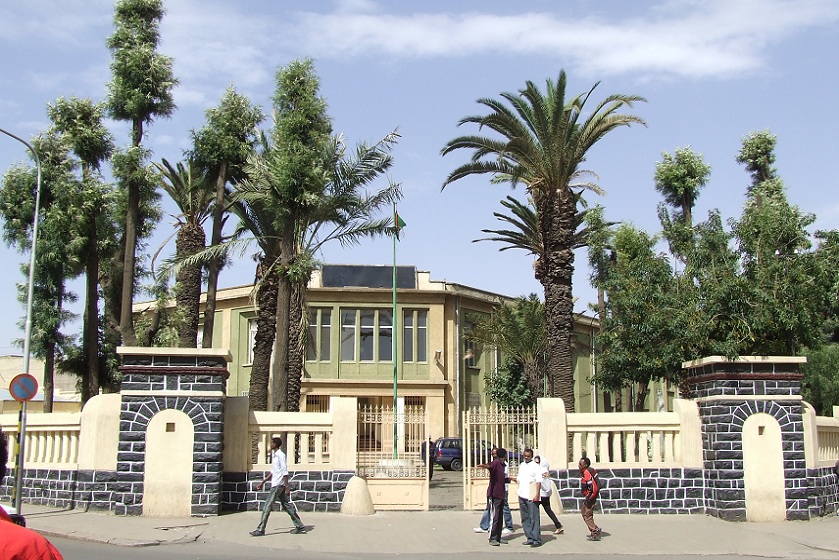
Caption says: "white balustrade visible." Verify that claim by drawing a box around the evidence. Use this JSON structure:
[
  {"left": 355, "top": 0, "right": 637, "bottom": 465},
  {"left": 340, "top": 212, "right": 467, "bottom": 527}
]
[{"left": 567, "top": 412, "right": 682, "bottom": 468}]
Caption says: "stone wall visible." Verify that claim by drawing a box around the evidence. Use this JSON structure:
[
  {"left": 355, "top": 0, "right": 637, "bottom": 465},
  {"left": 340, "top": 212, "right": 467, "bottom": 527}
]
[
  {"left": 116, "top": 395, "right": 225, "bottom": 515},
  {"left": 698, "top": 397, "right": 807, "bottom": 520},
  {"left": 686, "top": 358, "right": 808, "bottom": 521},
  {"left": 0, "top": 468, "right": 122, "bottom": 512},
  {"left": 221, "top": 470, "right": 354, "bottom": 512},
  {"left": 552, "top": 467, "right": 706, "bottom": 514},
  {"left": 808, "top": 466, "right": 839, "bottom": 517},
  {"left": 2, "top": 467, "right": 355, "bottom": 514}
]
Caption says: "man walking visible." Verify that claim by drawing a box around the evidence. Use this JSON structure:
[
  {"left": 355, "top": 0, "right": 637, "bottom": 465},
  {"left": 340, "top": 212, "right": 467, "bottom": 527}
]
[
  {"left": 474, "top": 446, "right": 514, "bottom": 535},
  {"left": 579, "top": 455, "right": 602, "bottom": 541},
  {"left": 514, "top": 448, "right": 542, "bottom": 547},
  {"left": 250, "top": 437, "right": 306, "bottom": 536},
  {"left": 485, "top": 447, "right": 510, "bottom": 546}
]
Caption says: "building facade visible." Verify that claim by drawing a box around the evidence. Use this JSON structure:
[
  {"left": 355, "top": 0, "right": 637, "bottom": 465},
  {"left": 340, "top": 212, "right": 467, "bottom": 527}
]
[{"left": 187, "top": 264, "right": 599, "bottom": 437}]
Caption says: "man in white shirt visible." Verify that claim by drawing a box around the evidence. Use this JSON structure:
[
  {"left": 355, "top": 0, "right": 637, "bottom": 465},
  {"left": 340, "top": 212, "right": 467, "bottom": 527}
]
[
  {"left": 250, "top": 437, "right": 306, "bottom": 536},
  {"left": 514, "top": 448, "right": 542, "bottom": 547}
]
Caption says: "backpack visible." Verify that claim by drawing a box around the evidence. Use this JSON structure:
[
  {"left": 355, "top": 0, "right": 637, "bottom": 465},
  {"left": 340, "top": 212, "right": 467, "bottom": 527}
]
[{"left": 592, "top": 468, "right": 604, "bottom": 495}]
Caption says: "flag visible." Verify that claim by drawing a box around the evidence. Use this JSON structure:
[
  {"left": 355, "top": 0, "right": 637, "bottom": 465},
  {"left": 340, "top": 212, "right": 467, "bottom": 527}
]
[{"left": 393, "top": 209, "right": 406, "bottom": 239}]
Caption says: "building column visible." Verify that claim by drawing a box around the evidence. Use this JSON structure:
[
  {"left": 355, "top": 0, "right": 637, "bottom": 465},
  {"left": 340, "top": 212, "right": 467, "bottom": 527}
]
[
  {"left": 683, "top": 356, "right": 808, "bottom": 521},
  {"left": 115, "top": 347, "right": 231, "bottom": 516}
]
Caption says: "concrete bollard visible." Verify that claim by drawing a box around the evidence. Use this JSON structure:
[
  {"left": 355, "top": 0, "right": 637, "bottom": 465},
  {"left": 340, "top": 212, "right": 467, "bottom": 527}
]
[{"left": 340, "top": 476, "right": 376, "bottom": 516}]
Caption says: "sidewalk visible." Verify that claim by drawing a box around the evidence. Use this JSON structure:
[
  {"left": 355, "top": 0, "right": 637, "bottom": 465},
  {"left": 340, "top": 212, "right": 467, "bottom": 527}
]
[{"left": 13, "top": 502, "right": 839, "bottom": 558}]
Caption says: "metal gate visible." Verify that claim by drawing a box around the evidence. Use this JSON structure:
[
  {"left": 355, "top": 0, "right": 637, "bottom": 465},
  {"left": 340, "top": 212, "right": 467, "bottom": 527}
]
[
  {"left": 357, "top": 402, "right": 431, "bottom": 509},
  {"left": 462, "top": 405, "right": 538, "bottom": 510}
]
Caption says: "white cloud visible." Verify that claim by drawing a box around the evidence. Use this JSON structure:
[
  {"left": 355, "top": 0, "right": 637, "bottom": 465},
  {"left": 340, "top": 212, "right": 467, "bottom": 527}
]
[
  {"left": 279, "top": 0, "right": 839, "bottom": 79},
  {"left": 0, "top": 0, "right": 112, "bottom": 45}
]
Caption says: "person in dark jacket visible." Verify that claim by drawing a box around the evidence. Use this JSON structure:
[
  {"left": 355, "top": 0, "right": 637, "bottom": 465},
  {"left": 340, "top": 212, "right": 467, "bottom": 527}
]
[
  {"left": 486, "top": 447, "right": 510, "bottom": 546},
  {"left": 421, "top": 438, "right": 436, "bottom": 479}
]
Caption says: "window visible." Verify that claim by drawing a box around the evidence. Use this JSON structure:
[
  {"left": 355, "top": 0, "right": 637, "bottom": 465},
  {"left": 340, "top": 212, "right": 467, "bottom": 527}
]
[
  {"left": 247, "top": 318, "right": 258, "bottom": 364},
  {"left": 341, "top": 308, "right": 357, "bottom": 361},
  {"left": 340, "top": 308, "right": 393, "bottom": 362},
  {"left": 305, "top": 395, "right": 330, "bottom": 412},
  {"left": 464, "top": 319, "right": 478, "bottom": 368},
  {"left": 378, "top": 310, "right": 393, "bottom": 361},
  {"left": 403, "top": 309, "right": 427, "bottom": 362},
  {"left": 306, "top": 308, "right": 331, "bottom": 361}
]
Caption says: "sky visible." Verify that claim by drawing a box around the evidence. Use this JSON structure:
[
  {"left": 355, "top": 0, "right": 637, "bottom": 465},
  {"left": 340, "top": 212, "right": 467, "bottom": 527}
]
[{"left": 1, "top": 0, "right": 838, "bottom": 356}]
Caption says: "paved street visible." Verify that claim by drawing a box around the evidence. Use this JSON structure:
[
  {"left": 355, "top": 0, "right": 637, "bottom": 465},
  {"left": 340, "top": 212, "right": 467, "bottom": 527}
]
[
  {"left": 429, "top": 466, "right": 464, "bottom": 510},
  {"left": 16, "top": 497, "right": 839, "bottom": 559}
]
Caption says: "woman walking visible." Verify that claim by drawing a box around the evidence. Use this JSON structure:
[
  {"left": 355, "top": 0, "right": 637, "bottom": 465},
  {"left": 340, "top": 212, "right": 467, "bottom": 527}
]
[{"left": 534, "top": 455, "right": 564, "bottom": 534}]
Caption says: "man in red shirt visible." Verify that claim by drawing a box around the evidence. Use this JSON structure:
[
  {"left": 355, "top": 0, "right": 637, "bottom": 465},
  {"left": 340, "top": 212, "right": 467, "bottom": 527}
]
[
  {"left": 579, "top": 455, "right": 602, "bottom": 541},
  {"left": 0, "top": 428, "right": 64, "bottom": 559}
]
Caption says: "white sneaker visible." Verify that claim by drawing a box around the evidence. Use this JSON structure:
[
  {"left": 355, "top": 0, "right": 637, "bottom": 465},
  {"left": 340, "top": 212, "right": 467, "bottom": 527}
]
[
  {"left": 502, "top": 528, "right": 513, "bottom": 535},
  {"left": 473, "top": 527, "right": 488, "bottom": 533}
]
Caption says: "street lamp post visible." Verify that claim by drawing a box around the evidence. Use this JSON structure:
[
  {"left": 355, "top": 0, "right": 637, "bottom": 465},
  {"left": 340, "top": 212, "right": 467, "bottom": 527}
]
[{"left": 0, "top": 127, "right": 43, "bottom": 515}]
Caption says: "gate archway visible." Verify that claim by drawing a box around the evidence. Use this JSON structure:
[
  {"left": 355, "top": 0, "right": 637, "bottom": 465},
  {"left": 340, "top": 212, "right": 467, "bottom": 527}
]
[
  {"left": 143, "top": 409, "right": 194, "bottom": 517},
  {"left": 742, "top": 413, "right": 786, "bottom": 521}
]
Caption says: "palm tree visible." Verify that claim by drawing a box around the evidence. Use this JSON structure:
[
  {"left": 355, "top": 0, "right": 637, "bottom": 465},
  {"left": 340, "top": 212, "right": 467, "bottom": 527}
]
[
  {"left": 476, "top": 193, "right": 602, "bottom": 256},
  {"left": 189, "top": 87, "right": 264, "bottom": 348},
  {"left": 442, "top": 71, "right": 645, "bottom": 411},
  {"left": 468, "top": 294, "right": 547, "bottom": 403},
  {"left": 153, "top": 158, "right": 215, "bottom": 347},
  {"left": 225, "top": 193, "right": 284, "bottom": 413},
  {"left": 281, "top": 132, "right": 401, "bottom": 410},
  {"left": 234, "top": 131, "right": 401, "bottom": 412}
]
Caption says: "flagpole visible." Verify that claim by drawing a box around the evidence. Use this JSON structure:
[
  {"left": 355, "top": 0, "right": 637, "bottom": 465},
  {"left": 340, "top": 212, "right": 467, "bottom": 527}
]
[{"left": 392, "top": 204, "right": 398, "bottom": 459}]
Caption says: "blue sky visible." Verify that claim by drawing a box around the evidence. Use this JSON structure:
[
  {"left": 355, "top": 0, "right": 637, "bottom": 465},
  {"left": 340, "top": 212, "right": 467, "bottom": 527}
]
[{"left": 1, "top": 0, "right": 838, "bottom": 355}]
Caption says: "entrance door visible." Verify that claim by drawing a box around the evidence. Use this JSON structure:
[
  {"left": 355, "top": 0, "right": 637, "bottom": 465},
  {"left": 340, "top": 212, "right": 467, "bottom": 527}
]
[
  {"left": 742, "top": 413, "right": 786, "bottom": 521},
  {"left": 143, "top": 409, "right": 194, "bottom": 517}
]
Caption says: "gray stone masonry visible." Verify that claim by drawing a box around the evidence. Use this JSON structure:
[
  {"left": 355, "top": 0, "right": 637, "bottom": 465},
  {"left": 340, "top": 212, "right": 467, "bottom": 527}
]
[
  {"left": 552, "top": 467, "right": 706, "bottom": 515},
  {"left": 687, "top": 358, "right": 809, "bottom": 521},
  {"left": 221, "top": 470, "right": 355, "bottom": 512},
  {"left": 115, "top": 350, "right": 229, "bottom": 516}
]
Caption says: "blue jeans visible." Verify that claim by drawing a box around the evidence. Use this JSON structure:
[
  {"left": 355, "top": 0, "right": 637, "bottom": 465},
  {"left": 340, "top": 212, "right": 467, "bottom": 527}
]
[
  {"left": 519, "top": 496, "right": 541, "bottom": 544},
  {"left": 480, "top": 494, "right": 513, "bottom": 530},
  {"left": 256, "top": 485, "right": 304, "bottom": 533}
]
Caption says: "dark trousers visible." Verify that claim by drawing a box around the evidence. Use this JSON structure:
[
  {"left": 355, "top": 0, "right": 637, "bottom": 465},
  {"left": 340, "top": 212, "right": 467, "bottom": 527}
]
[
  {"left": 488, "top": 497, "right": 505, "bottom": 542},
  {"left": 539, "top": 496, "right": 562, "bottom": 528},
  {"left": 256, "top": 485, "right": 304, "bottom": 532},
  {"left": 519, "top": 497, "right": 541, "bottom": 544}
]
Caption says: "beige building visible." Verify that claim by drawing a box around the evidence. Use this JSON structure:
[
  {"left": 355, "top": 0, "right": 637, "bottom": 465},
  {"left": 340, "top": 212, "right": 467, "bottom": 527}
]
[
  {"left": 189, "top": 264, "right": 599, "bottom": 437},
  {"left": 0, "top": 355, "right": 80, "bottom": 413}
]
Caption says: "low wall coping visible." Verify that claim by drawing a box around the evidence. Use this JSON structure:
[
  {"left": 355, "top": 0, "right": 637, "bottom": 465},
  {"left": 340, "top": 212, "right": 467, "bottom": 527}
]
[
  {"left": 117, "top": 346, "right": 233, "bottom": 362},
  {"left": 681, "top": 356, "right": 807, "bottom": 369}
]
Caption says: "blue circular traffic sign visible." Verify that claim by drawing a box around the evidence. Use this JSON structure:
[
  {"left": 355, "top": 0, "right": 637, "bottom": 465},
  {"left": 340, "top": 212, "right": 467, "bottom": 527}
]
[{"left": 9, "top": 373, "right": 38, "bottom": 402}]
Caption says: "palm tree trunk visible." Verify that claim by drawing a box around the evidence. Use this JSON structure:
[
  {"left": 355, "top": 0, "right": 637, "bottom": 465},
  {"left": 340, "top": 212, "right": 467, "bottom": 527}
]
[
  {"left": 538, "top": 193, "right": 577, "bottom": 411},
  {"left": 118, "top": 120, "right": 144, "bottom": 347},
  {"left": 84, "top": 227, "right": 100, "bottom": 400},
  {"left": 175, "top": 224, "right": 206, "bottom": 347},
  {"left": 272, "top": 274, "right": 291, "bottom": 411},
  {"left": 286, "top": 281, "right": 305, "bottom": 412},
  {"left": 202, "top": 164, "right": 227, "bottom": 348},
  {"left": 634, "top": 383, "right": 649, "bottom": 412},
  {"left": 523, "top": 360, "right": 542, "bottom": 405},
  {"left": 42, "top": 341, "right": 55, "bottom": 413},
  {"left": 271, "top": 229, "right": 296, "bottom": 412},
  {"left": 248, "top": 260, "right": 279, "bottom": 413}
]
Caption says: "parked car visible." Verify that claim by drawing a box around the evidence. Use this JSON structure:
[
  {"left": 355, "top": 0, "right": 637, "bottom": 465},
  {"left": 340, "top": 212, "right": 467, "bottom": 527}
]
[{"left": 433, "top": 437, "right": 521, "bottom": 471}]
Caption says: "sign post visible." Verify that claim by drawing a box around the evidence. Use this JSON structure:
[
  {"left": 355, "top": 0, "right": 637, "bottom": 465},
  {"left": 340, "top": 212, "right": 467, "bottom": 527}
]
[{"left": 9, "top": 373, "right": 38, "bottom": 514}]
